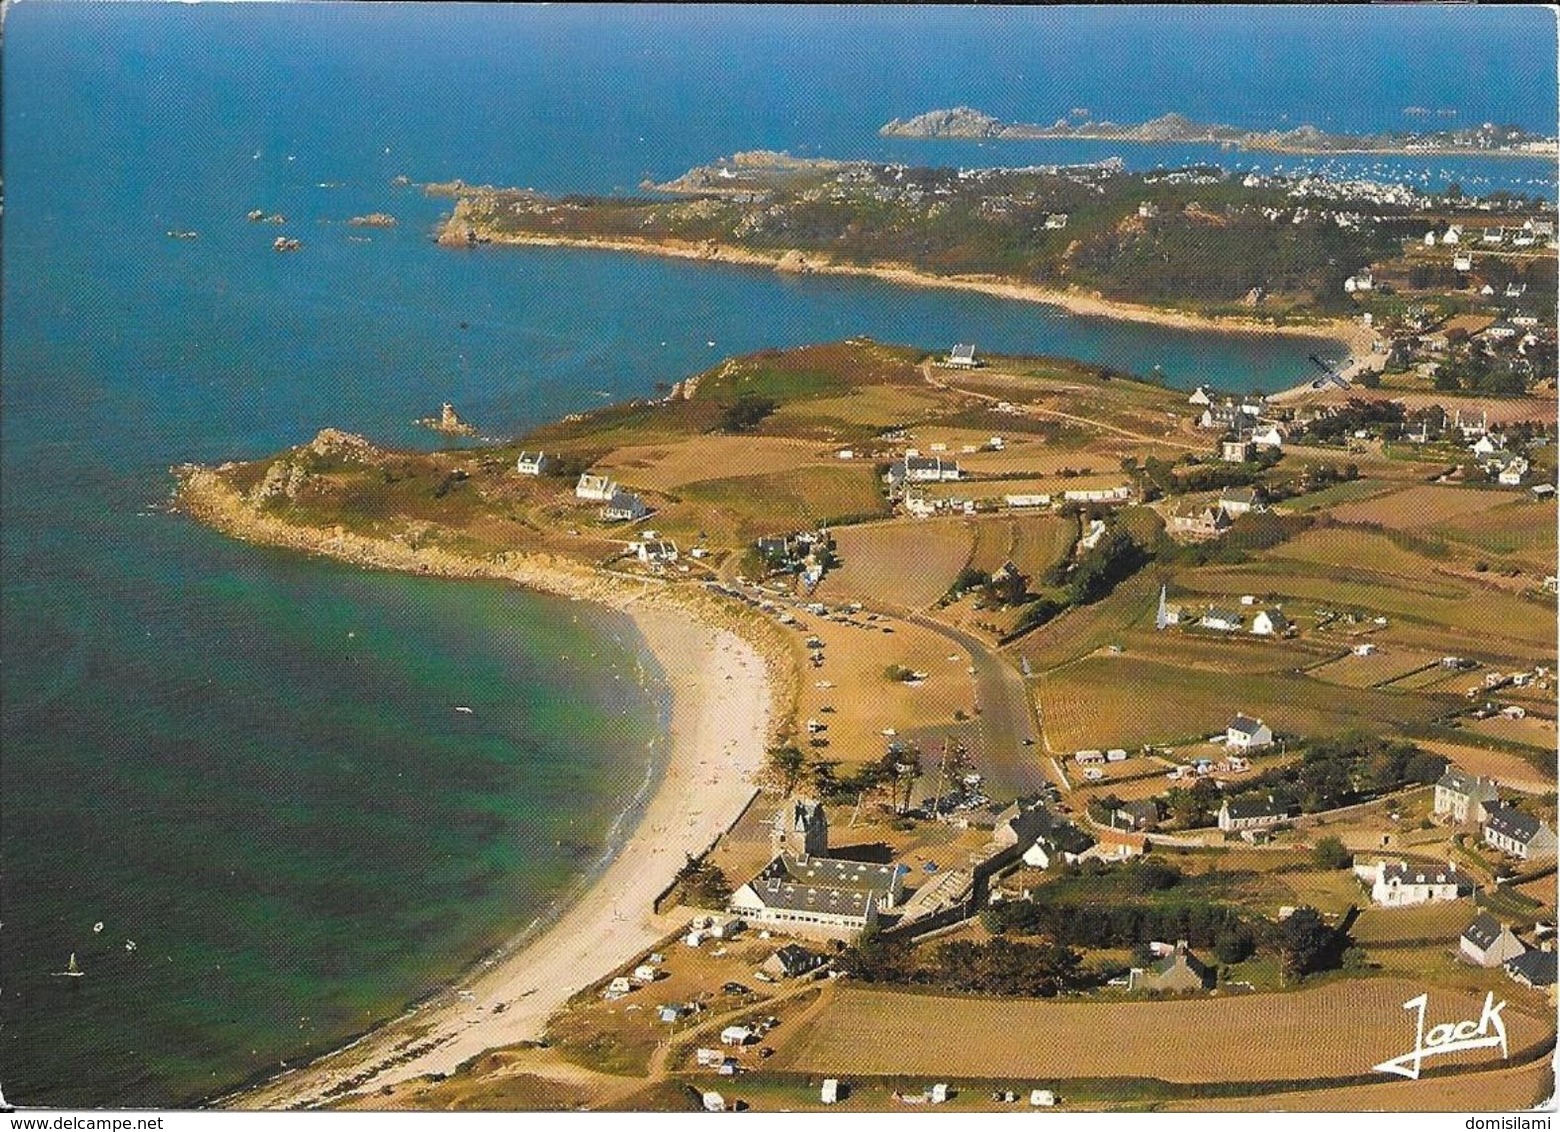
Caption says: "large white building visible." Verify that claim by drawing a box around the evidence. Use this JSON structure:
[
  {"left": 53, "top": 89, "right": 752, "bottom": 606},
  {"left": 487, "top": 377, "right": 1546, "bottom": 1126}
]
[
  {"left": 728, "top": 854, "right": 905, "bottom": 941},
  {"left": 1433, "top": 769, "right": 1500, "bottom": 825}
]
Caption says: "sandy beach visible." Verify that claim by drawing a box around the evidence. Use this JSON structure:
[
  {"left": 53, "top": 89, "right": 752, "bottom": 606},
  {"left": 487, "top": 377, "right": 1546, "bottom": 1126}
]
[
  {"left": 438, "top": 214, "right": 1370, "bottom": 352},
  {"left": 174, "top": 474, "right": 777, "bottom": 1110}
]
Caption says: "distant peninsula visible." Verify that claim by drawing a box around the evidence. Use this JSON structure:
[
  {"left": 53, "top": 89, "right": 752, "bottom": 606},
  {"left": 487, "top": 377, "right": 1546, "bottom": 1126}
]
[{"left": 880, "top": 107, "right": 1559, "bottom": 159}]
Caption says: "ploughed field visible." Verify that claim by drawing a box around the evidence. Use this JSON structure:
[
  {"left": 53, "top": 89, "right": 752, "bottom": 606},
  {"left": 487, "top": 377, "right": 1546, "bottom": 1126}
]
[{"left": 768, "top": 981, "right": 1554, "bottom": 1084}]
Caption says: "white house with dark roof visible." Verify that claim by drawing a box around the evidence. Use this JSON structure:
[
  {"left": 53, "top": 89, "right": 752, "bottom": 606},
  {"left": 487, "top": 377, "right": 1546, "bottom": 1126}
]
[
  {"left": 1434, "top": 769, "right": 1501, "bottom": 825},
  {"left": 516, "top": 451, "right": 550, "bottom": 476},
  {"left": 633, "top": 539, "right": 678, "bottom": 565},
  {"left": 1218, "top": 486, "right": 1264, "bottom": 516},
  {"left": 1461, "top": 913, "right": 1526, "bottom": 968},
  {"left": 1216, "top": 794, "right": 1291, "bottom": 832},
  {"left": 1363, "top": 859, "right": 1472, "bottom": 906},
  {"left": 601, "top": 490, "right": 649, "bottom": 522},
  {"left": 1225, "top": 715, "right": 1273, "bottom": 750},
  {"left": 1200, "top": 607, "right": 1244, "bottom": 632},
  {"left": 575, "top": 472, "right": 619, "bottom": 502},
  {"left": 1250, "top": 609, "right": 1289, "bottom": 637},
  {"left": 1483, "top": 803, "right": 1558, "bottom": 861},
  {"left": 772, "top": 799, "right": 829, "bottom": 858}
]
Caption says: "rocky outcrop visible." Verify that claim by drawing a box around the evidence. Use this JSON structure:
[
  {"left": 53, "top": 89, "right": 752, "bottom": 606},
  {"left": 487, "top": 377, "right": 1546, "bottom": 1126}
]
[
  {"left": 347, "top": 213, "right": 398, "bottom": 229},
  {"left": 415, "top": 403, "right": 477, "bottom": 436},
  {"left": 880, "top": 106, "right": 1007, "bottom": 139}
]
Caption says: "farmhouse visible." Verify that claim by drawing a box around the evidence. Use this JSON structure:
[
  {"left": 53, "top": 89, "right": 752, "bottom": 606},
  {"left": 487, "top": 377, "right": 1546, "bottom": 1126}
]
[
  {"left": 515, "top": 451, "right": 550, "bottom": 476},
  {"left": 1363, "top": 859, "right": 1472, "bottom": 907},
  {"left": 1217, "top": 794, "right": 1291, "bottom": 832},
  {"left": 1504, "top": 949, "right": 1558, "bottom": 990},
  {"left": 633, "top": 539, "right": 678, "bottom": 565},
  {"left": 727, "top": 855, "right": 905, "bottom": 940},
  {"left": 1219, "top": 486, "right": 1264, "bottom": 516},
  {"left": 1250, "top": 609, "right": 1290, "bottom": 637},
  {"left": 1434, "top": 769, "right": 1501, "bottom": 824},
  {"left": 1133, "top": 940, "right": 1212, "bottom": 992},
  {"left": 1009, "top": 806, "right": 1095, "bottom": 869},
  {"left": 1170, "top": 502, "right": 1233, "bottom": 539},
  {"left": 1482, "top": 804, "right": 1558, "bottom": 861},
  {"left": 1461, "top": 913, "right": 1526, "bottom": 968},
  {"left": 1221, "top": 439, "right": 1255, "bottom": 463},
  {"left": 575, "top": 472, "right": 618, "bottom": 502},
  {"left": 888, "top": 455, "right": 963, "bottom": 485},
  {"left": 1226, "top": 714, "right": 1273, "bottom": 750},
  {"left": 601, "top": 490, "right": 649, "bottom": 522},
  {"left": 1200, "top": 607, "right": 1243, "bottom": 632}
]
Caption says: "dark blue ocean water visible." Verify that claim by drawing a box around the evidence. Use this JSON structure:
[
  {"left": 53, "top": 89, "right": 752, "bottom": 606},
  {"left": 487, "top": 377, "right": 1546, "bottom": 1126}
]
[{"left": 2, "top": 2, "right": 1554, "bottom": 1108}]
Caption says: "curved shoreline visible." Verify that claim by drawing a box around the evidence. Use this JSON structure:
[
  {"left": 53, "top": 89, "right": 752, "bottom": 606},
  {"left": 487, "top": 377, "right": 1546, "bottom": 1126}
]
[
  {"left": 435, "top": 219, "right": 1373, "bottom": 357},
  {"left": 176, "top": 469, "right": 793, "bottom": 1109}
]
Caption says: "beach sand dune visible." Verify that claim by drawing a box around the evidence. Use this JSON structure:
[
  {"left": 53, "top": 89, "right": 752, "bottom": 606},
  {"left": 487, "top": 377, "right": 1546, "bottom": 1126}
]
[{"left": 231, "top": 607, "right": 769, "bottom": 1109}]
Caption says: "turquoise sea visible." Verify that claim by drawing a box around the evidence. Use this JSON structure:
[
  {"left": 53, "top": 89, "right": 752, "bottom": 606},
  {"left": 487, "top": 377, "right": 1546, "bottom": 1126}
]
[{"left": 2, "top": 3, "right": 1554, "bottom": 1108}]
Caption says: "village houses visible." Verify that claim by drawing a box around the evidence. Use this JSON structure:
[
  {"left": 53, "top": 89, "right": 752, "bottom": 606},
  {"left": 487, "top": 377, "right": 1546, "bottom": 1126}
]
[
  {"left": 1460, "top": 913, "right": 1527, "bottom": 968},
  {"left": 1482, "top": 803, "right": 1558, "bottom": 861},
  {"left": 1433, "top": 768, "right": 1501, "bottom": 825}
]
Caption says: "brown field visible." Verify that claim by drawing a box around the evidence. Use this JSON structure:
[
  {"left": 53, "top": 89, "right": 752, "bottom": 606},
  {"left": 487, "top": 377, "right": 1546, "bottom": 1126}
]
[
  {"left": 1427, "top": 499, "right": 1559, "bottom": 572},
  {"left": 1464, "top": 714, "right": 1557, "bottom": 751},
  {"left": 817, "top": 519, "right": 976, "bottom": 611},
  {"left": 1006, "top": 572, "right": 1161, "bottom": 674},
  {"left": 1409, "top": 743, "right": 1553, "bottom": 795},
  {"left": 594, "top": 436, "right": 829, "bottom": 492},
  {"left": 1276, "top": 526, "right": 1454, "bottom": 577},
  {"left": 1161, "top": 1057, "right": 1555, "bottom": 1112},
  {"left": 961, "top": 513, "right": 1076, "bottom": 580},
  {"left": 1309, "top": 648, "right": 1443, "bottom": 689},
  {"left": 1037, "top": 652, "right": 1441, "bottom": 752},
  {"left": 668, "top": 465, "right": 889, "bottom": 544},
  {"left": 771, "top": 980, "right": 1551, "bottom": 1083},
  {"left": 1330, "top": 484, "right": 1515, "bottom": 531}
]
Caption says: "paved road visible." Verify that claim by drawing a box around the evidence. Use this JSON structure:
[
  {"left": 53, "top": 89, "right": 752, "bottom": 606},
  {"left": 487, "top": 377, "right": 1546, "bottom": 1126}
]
[{"left": 905, "top": 613, "right": 1053, "bottom": 799}]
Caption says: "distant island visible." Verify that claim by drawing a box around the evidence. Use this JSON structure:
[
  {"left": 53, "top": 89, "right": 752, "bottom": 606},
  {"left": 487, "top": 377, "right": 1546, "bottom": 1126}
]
[{"left": 880, "top": 107, "right": 1559, "bottom": 158}]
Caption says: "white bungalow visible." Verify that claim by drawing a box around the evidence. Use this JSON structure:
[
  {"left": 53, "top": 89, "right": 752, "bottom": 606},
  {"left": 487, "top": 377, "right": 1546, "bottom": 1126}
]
[
  {"left": 601, "top": 490, "right": 649, "bottom": 522},
  {"left": 1461, "top": 913, "right": 1526, "bottom": 968},
  {"left": 1251, "top": 424, "right": 1285, "bottom": 450},
  {"left": 1250, "top": 609, "right": 1289, "bottom": 637},
  {"left": 515, "top": 451, "right": 549, "bottom": 476},
  {"left": 946, "top": 343, "right": 979, "bottom": 368}
]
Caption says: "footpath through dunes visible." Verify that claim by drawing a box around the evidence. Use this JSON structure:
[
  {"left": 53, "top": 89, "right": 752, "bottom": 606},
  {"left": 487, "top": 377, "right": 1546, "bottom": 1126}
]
[{"left": 769, "top": 981, "right": 1555, "bottom": 1085}]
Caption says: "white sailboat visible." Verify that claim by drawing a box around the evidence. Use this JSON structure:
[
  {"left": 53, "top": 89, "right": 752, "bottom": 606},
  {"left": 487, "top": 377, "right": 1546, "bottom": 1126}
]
[{"left": 53, "top": 952, "right": 84, "bottom": 978}]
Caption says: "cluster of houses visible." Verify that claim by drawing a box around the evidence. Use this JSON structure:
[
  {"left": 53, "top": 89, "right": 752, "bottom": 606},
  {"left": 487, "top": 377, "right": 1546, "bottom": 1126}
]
[
  {"left": 1180, "top": 599, "right": 1290, "bottom": 638},
  {"left": 755, "top": 530, "right": 832, "bottom": 590},
  {"left": 1434, "top": 767, "right": 1558, "bottom": 862},
  {"left": 574, "top": 471, "right": 650, "bottom": 523},
  {"left": 1459, "top": 914, "right": 1557, "bottom": 990},
  {"left": 1189, "top": 386, "right": 1286, "bottom": 458}
]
